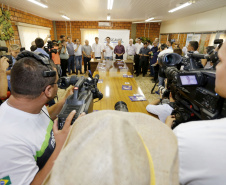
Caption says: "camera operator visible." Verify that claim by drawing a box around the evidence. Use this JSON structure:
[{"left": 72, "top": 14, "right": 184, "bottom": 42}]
[
  {"left": 0, "top": 57, "right": 9, "bottom": 99},
  {"left": 0, "top": 52, "right": 85, "bottom": 184},
  {"left": 157, "top": 44, "right": 173, "bottom": 86},
  {"left": 34, "top": 37, "right": 50, "bottom": 58},
  {"left": 166, "top": 41, "right": 226, "bottom": 184}
]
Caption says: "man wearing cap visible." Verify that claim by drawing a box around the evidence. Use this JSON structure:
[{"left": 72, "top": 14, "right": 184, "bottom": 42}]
[{"left": 43, "top": 110, "right": 179, "bottom": 185}]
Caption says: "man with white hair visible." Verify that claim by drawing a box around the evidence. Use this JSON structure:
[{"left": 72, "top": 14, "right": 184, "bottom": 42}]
[
  {"left": 82, "top": 40, "right": 92, "bottom": 73},
  {"left": 126, "top": 39, "right": 136, "bottom": 60}
]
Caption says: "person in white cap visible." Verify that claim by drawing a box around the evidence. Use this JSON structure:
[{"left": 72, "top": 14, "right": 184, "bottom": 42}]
[{"left": 43, "top": 110, "right": 179, "bottom": 185}]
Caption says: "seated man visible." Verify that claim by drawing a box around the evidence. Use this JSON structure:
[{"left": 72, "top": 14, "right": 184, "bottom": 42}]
[
  {"left": 0, "top": 51, "right": 84, "bottom": 184},
  {"left": 166, "top": 41, "right": 226, "bottom": 185}
]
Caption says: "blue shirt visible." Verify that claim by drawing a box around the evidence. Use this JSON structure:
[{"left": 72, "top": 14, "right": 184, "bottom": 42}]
[
  {"left": 34, "top": 48, "right": 50, "bottom": 58},
  {"left": 7, "top": 56, "right": 16, "bottom": 90}
]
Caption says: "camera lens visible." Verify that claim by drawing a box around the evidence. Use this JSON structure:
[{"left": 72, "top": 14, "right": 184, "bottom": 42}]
[{"left": 114, "top": 101, "right": 128, "bottom": 112}]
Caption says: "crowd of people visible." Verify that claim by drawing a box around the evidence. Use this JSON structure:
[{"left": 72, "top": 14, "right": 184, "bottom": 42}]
[{"left": 0, "top": 33, "right": 226, "bottom": 185}]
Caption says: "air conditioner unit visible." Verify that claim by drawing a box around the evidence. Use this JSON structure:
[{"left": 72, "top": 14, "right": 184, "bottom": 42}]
[{"left": 98, "top": 22, "right": 111, "bottom": 27}]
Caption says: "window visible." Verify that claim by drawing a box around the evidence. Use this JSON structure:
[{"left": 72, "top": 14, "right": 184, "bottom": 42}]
[
  {"left": 81, "top": 29, "right": 99, "bottom": 46},
  {"left": 17, "top": 22, "right": 51, "bottom": 50}
]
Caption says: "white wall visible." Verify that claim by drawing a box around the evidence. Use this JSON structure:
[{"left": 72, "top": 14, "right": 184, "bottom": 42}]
[{"left": 160, "top": 6, "right": 226, "bottom": 34}]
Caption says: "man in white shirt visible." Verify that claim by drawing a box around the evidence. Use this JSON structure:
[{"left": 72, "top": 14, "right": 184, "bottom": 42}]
[
  {"left": 0, "top": 52, "right": 84, "bottom": 185},
  {"left": 186, "top": 41, "right": 199, "bottom": 57},
  {"left": 92, "top": 37, "right": 102, "bottom": 59},
  {"left": 166, "top": 41, "right": 226, "bottom": 185},
  {"left": 166, "top": 40, "right": 173, "bottom": 50},
  {"left": 126, "top": 39, "right": 136, "bottom": 60},
  {"left": 102, "top": 36, "right": 114, "bottom": 60},
  {"left": 147, "top": 40, "right": 153, "bottom": 50},
  {"left": 134, "top": 38, "right": 143, "bottom": 74},
  {"left": 74, "top": 39, "right": 83, "bottom": 75}
]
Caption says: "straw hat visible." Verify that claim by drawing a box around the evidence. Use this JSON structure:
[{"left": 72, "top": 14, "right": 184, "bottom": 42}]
[{"left": 43, "top": 110, "right": 179, "bottom": 185}]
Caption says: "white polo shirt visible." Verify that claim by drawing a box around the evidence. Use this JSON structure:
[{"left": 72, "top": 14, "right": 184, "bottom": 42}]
[
  {"left": 174, "top": 118, "right": 226, "bottom": 185},
  {"left": 92, "top": 43, "right": 102, "bottom": 58},
  {"left": 103, "top": 43, "right": 114, "bottom": 57},
  {"left": 74, "top": 44, "right": 83, "bottom": 56},
  {"left": 135, "top": 43, "right": 144, "bottom": 54}
]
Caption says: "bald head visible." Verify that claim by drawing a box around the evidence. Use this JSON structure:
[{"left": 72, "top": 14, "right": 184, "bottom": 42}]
[
  {"left": 118, "top": 40, "right": 121, "bottom": 45},
  {"left": 215, "top": 41, "right": 226, "bottom": 97},
  {"left": 85, "top": 40, "right": 89, "bottom": 45}
]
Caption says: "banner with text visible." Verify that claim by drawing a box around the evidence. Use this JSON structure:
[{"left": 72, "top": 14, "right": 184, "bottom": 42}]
[{"left": 98, "top": 29, "right": 130, "bottom": 59}]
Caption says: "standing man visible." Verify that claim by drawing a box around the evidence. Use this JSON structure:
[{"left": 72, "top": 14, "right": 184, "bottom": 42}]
[
  {"left": 147, "top": 40, "right": 153, "bottom": 49},
  {"left": 82, "top": 40, "right": 92, "bottom": 74},
  {"left": 138, "top": 42, "right": 151, "bottom": 77},
  {"left": 58, "top": 35, "right": 65, "bottom": 44},
  {"left": 134, "top": 38, "right": 143, "bottom": 74},
  {"left": 149, "top": 41, "right": 159, "bottom": 77},
  {"left": 92, "top": 37, "right": 102, "bottom": 59},
  {"left": 103, "top": 37, "right": 114, "bottom": 60},
  {"left": 34, "top": 38, "right": 49, "bottom": 58},
  {"left": 166, "top": 40, "right": 173, "bottom": 50},
  {"left": 126, "top": 39, "right": 136, "bottom": 61},
  {"left": 66, "top": 36, "right": 75, "bottom": 74},
  {"left": 74, "top": 39, "right": 83, "bottom": 75},
  {"left": 114, "top": 40, "right": 125, "bottom": 60}
]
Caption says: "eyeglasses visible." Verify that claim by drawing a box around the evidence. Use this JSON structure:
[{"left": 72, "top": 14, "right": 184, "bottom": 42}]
[{"left": 49, "top": 82, "right": 58, "bottom": 87}]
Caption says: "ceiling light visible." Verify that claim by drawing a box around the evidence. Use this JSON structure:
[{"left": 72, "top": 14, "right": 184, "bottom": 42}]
[
  {"left": 168, "top": 2, "right": 192, "bottom": 13},
  {"left": 107, "top": 15, "right": 111, "bottom": 20},
  {"left": 27, "top": 0, "right": 48, "bottom": 8},
  {"left": 107, "top": 0, "right": 114, "bottom": 10},
  {"left": 62, "top": 15, "right": 70, "bottom": 20},
  {"left": 145, "top": 17, "right": 154, "bottom": 22}
]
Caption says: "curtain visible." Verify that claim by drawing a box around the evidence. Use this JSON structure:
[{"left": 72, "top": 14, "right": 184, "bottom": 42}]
[
  {"left": 17, "top": 23, "right": 50, "bottom": 50},
  {"left": 81, "top": 29, "right": 99, "bottom": 46}
]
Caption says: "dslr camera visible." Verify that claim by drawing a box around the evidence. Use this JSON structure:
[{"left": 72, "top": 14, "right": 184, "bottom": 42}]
[
  {"left": 0, "top": 47, "right": 13, "bottom": 67},
  {"left": 158, "top": 39, "right": 226, "bottom": 128}
]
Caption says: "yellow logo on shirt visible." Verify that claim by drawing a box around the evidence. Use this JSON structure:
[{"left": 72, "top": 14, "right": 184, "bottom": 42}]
[{"left": 0, "top": 176, "right": 11, "bottom": 185}]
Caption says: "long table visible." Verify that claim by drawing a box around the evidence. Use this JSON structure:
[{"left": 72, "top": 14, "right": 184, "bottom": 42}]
[
  {"left": 90, "top": 58, "right": 134, "bottom": 75},
  {"left": 93, "top": 60, "right": 150, "bottom": 114}
]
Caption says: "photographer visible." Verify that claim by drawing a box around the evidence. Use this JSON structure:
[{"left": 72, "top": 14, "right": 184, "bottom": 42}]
[
  {"left": 166, "top": 41, "right": 226, "bottom": 184},
  {"left": 0, "top": 57, "right": 9, "bottom": 99},
  {"left": 0, "top": 52, "right": 85, "bottom": 184}
]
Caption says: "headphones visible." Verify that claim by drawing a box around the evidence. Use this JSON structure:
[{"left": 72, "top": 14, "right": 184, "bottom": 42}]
[{"left": 16, "top": 50, "right": 56, "bottom": 77}]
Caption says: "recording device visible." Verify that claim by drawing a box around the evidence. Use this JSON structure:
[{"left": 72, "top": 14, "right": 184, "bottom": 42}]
[
  {"left": 159, "top": 41, "right": 226, "bottom": 128},
  {"left": 44, "top": 41, "right": 57, "bottom": 59},
  {"left": 58, "top": 72, "right": 103, "bottom": 130},
  {"left": 0, "top": 47, "right": 13, "bottom": 67},
  {"left": 114, "top": 101, "right": 128, "bottom": 112}
]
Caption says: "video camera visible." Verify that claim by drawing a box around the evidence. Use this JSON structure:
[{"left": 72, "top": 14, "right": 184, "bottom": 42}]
[
  {"left": 57, "top": 72, "right": 103, "bottom": 129},
  {"left": 44, "top": 40, "right": 57, "bottom": 59},
  {"left": 0, "top": 47, "right": 13, "bottom": 67},
  {"left": 158, "top": 39, "right": 226, "bottom": 128}
]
